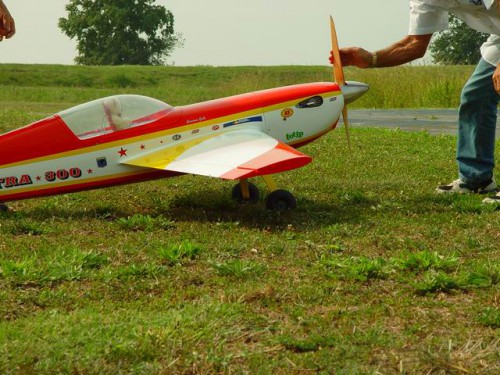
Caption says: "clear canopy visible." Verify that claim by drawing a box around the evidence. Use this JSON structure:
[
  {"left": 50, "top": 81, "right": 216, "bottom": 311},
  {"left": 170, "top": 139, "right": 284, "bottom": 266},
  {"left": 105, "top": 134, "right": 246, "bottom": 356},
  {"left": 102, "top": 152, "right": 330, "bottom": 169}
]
[{"left": 58, "top": 95, "right": 173, "bottom": 139}]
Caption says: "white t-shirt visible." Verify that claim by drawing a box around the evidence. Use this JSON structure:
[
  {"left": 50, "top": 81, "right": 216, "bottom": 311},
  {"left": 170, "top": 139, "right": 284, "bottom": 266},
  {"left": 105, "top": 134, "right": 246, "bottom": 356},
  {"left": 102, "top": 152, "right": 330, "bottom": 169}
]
[{"left": 409, "top": 0, "right": 500, "bottom": 65}]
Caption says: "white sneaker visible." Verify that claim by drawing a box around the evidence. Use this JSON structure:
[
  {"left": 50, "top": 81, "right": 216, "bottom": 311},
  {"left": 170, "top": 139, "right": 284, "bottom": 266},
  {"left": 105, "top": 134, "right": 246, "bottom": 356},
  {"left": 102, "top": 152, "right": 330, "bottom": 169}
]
[
  {"left": 436, "top": 179, "right": 497, "bottom": 194},
  {"left": 482, "top": 192, "right": 500, "bottom": 204}
]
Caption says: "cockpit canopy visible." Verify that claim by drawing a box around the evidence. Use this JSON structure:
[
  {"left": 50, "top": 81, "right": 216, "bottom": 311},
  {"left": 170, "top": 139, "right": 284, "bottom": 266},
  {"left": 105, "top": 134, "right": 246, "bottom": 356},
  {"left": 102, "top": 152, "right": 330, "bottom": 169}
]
[{"left": 58, "top": 95, "right": 173, "bottom": 139}]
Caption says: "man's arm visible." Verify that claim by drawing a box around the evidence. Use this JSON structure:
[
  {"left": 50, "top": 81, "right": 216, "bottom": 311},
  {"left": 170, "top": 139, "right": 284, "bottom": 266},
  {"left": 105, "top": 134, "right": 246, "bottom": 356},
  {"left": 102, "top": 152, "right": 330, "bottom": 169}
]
[
  {"left": 335, "top": 34, "right": 433, "bottom": 68},
  {"left": 0, "top": 0, "right": 15, "bottom": 40}
]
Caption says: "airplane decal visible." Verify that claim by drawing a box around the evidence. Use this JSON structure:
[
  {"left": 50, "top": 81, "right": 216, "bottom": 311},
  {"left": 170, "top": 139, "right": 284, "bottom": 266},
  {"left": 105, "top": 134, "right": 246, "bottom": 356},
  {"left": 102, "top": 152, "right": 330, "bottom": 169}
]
[
  {"left": 223, "top": 116, "right": 263, "bottom": 128},
  {"left": 281, "top": 109, "right": 294, "bottom": 120},
  {"left": 286, "top": 131, "right": 304, "bottom": 141},
  {"left": 0, "top": 175, "right": 33, "bottom": 189}
]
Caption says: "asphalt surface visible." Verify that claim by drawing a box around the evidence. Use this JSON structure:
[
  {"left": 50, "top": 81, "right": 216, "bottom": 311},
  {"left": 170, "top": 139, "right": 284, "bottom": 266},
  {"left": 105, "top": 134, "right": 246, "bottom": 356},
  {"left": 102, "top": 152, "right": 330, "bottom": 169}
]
[{"left": 345, "top": 109, "right": 500, "bottom": 138}]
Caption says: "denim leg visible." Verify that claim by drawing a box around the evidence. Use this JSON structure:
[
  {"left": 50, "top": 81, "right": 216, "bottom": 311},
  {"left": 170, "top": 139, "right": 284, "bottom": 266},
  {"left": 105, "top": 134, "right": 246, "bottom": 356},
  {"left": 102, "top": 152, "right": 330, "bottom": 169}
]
[{"left": 457, "top": 58, "right": 500, "bottom": 186}]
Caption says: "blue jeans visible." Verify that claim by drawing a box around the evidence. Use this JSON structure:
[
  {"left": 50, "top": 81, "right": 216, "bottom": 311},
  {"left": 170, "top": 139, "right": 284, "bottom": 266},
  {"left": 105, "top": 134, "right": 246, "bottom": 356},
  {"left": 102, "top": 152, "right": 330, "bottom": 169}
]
[{"left": 457, "top": 58, "right": 500, "bottom": 186}]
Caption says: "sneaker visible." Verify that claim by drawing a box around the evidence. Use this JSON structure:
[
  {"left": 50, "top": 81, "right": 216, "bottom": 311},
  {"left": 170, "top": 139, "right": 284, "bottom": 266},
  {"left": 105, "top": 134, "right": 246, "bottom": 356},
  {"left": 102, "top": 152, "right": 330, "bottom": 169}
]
[
  {"left": 436, "top": 178, "right": 497, "bottom": 194},
  {"left": 482, "top": 192, "right": 500, "bottom": 204}
]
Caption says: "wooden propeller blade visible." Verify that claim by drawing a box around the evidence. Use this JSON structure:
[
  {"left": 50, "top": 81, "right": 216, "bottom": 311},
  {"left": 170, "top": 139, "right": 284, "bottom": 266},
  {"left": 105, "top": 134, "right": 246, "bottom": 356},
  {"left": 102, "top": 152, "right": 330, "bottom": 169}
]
[
  {"left": 329, "top": 15, "right": 345, "bottom": 86},
  {"left": 331, "top": 16, "right": 351, "bottom": 151}
]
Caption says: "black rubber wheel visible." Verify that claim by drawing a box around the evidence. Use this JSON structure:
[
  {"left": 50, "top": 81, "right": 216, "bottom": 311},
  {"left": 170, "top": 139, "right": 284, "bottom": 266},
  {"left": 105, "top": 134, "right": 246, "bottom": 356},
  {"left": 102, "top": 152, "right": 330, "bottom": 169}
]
[
  {"left": 231, "top": 182, "right": 260, "bottom": 204},
  {"left": 266, "top": 189, "right": 297, "bottom": 211},
  {"left": 0, "top": 202, "right": 9, "bottom": 213}
]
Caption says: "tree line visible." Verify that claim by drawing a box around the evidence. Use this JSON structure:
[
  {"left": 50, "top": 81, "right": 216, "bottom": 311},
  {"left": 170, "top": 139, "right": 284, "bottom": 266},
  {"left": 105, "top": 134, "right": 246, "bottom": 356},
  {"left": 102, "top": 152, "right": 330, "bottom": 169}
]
[
  {"left": 59, "top": 1, "right": 486, "bottom": 66},
  {"left": 59, "top": 0, "right": 182, "bottom": 65}
]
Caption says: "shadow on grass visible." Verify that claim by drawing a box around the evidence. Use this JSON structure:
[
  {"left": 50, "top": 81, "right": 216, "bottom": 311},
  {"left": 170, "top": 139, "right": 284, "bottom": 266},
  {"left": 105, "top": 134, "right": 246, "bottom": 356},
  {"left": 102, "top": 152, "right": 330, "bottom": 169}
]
[
  {"left": 163, "top": 189, "right": 499, "bottom": 231},
  {"left": 5, "top": 188, "right": 371, "bottom": 230},
  {"left": 154, "top": 187, "right": 381, "bottom": 230},
  {"left": 3, "top": 186, "right": 497, "bottom": 232}
]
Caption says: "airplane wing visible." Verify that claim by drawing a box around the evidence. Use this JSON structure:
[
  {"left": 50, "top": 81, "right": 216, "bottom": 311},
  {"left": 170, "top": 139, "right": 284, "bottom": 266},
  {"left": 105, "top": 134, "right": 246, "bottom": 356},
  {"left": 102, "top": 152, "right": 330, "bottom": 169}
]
[{"left": 121, "top": 129, "right": 312, "bottom": 180}]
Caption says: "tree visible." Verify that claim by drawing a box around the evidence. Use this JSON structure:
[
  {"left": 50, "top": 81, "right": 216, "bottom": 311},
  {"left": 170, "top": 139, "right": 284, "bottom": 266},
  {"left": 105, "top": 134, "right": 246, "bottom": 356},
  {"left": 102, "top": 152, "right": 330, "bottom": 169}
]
[
  {"left": 430, "top": 14, "right": 489, "bottom": 65},
  {"left": 59, "top": 0, "right": 182, "bottom": 65}
]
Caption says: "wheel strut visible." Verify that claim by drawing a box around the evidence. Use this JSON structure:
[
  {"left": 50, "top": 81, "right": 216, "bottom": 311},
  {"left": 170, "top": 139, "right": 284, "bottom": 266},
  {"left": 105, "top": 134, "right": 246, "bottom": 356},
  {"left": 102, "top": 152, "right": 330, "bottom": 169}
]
[{"left": 261, "top": 175, "right": 278, "bottom": 193}]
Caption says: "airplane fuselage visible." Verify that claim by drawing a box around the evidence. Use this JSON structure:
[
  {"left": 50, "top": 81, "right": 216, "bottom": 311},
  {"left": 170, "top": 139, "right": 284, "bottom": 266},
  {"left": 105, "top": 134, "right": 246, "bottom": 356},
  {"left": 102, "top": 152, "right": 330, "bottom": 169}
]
[{"left": 0, "top": 82, "right": 345, "bottom": 202}]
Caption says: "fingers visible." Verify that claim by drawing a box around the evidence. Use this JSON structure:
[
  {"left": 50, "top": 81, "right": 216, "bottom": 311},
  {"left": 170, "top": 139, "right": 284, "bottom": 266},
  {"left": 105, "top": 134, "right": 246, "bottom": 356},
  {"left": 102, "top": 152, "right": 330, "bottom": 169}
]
[
  {"left": 4, "top": 18, "right": 15, "bottom": 38},
  {"left": 494, "top": 76, "right": 500, "bottom": 94},
  {"left": 494, "top": 64, "right": 500, "bottom": 94},
  {"left": 329, "top": 48, "right": 353, "bottom": 66},
  {"left": 0, "top": 10, "right": 15, "bottom": 40},
  {"left": 330, "top": 47, "right": 372, "bottom": 68}
]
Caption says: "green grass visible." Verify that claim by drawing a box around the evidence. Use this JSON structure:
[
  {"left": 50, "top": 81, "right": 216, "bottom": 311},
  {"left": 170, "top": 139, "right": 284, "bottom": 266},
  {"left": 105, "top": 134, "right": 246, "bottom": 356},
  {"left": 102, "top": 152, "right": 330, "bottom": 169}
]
[
  {"left": 0, "top": 64, "right": 499, "bottom": 374},
  {"left": 158, "top": 240, "right": 201, "bottom": 266},
  {"left": 0, "top": 63, "right": 474, "bottom": 115}
]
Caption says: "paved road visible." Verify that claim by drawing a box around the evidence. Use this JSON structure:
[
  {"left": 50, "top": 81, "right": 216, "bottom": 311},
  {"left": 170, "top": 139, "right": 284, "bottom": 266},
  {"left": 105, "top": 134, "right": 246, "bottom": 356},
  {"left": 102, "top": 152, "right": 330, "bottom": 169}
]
[{"left": 345, "top": 109, "right": 500, "bottom": 138}]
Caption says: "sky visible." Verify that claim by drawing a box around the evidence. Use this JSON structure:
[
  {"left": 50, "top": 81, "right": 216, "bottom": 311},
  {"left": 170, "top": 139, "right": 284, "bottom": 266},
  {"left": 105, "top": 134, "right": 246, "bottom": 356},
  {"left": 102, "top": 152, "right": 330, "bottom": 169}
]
[{"left": 0, "top": 0, "right": 410, "bottom": 66}]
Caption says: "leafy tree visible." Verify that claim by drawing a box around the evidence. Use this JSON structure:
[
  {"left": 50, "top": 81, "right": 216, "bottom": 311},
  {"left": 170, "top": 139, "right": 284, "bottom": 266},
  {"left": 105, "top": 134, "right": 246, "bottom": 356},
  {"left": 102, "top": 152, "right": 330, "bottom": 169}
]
[
  {"left": 430, "top": 14, "right": 489, "bottom": 65},
  {"left": 59, "top": 0, "right": 182, "bottom": 65}
]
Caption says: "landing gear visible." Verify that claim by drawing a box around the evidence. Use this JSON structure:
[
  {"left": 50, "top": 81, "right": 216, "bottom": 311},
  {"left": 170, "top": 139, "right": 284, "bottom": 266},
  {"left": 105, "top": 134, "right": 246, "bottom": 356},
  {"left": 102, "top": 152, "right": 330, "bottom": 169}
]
[
  {"left": 265, "top": 189, "right": 297, "bottom": 211},
  {"left": 0, "top": 201, "right": 13, "bottom": 213},
  {"left": 232, "top": 176, "right": 297, "bottom": 212},
  {"left": 231, "top": 180, "right": 260, "bottom": 204},
  {"left": 261, "top": 175, "right": 296, "bottom": 212}
]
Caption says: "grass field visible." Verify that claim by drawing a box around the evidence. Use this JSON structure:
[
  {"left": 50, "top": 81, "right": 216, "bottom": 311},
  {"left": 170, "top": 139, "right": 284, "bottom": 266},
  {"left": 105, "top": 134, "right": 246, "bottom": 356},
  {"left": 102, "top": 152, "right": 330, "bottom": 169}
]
[{"left": 0, "top": 64, "right": 498, "bottom": 374}]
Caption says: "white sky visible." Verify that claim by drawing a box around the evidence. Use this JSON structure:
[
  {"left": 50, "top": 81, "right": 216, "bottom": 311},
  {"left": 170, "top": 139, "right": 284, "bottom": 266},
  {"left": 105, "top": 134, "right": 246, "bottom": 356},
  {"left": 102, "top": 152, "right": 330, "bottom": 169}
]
[{"left": 0, "top": 0, "right": 410, "bottom": 66}]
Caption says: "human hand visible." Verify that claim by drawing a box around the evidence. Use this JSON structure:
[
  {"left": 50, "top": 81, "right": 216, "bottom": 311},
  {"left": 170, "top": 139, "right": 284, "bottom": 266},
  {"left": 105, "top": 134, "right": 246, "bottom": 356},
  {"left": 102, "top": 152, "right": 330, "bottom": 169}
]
[
  {"left": 0, "top": 2, "right": 15, "bottom": 41},
  {"left": 493, "top": 63, "right": 500, "bottom": 94},
  {"left": 329, "top": 47, "right": 373, "bottom": 68}
]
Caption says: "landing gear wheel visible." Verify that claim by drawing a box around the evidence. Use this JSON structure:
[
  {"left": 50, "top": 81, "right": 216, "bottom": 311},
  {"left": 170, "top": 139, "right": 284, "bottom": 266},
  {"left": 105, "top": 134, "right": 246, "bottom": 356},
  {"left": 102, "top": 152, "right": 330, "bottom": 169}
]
[
  {"left": 0, "top": 202, "right": 10, "bottom": 213},
  {"left": 231, "top": 182, "right": 260, "bottom": 204},
  {"left": 266, "top": 189, "right": 296, "bottom": 211}
]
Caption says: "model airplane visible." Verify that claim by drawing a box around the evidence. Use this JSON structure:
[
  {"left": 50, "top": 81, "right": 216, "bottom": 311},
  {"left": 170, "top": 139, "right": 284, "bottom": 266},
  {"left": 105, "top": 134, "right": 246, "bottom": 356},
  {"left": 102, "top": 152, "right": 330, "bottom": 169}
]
[{"left": 0, "top": 17, "right": 368, "bottom": 211}]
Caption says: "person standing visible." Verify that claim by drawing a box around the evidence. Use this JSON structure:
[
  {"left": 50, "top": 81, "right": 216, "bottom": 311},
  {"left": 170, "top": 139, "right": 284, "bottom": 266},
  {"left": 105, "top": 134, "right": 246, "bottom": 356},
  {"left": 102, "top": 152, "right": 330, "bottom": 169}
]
[{"left": 332, "top": 0, "right": 500, "bottom": 204}]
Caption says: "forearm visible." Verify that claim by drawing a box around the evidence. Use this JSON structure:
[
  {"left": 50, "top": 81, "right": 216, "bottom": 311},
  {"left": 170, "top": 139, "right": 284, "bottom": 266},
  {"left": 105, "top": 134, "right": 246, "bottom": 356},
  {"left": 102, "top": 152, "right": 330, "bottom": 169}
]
[
  {"left": 338, "top": 34, "right": 433, "bottom": 69},
  {"left": 373, "top": 35, "right": 433, "bottom": 68}
]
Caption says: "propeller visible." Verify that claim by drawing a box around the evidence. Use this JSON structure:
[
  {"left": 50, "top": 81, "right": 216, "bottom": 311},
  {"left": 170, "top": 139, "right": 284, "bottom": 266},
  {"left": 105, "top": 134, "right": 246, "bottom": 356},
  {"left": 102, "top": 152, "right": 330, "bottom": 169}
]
[{"left": 329, "top": 15, "right": 351, "bottom": 150}]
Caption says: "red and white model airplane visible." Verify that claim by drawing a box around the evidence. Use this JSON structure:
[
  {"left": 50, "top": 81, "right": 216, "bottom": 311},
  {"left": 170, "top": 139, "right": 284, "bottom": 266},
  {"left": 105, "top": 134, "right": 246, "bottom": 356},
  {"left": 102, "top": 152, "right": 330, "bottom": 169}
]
[{"left": 0, "top": 17, "right": 368, "bottom": 211}]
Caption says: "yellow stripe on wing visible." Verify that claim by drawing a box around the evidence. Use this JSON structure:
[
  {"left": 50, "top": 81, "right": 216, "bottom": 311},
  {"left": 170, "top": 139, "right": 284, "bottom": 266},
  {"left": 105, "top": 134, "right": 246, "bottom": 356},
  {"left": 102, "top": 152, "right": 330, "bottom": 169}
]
[{"left": 121, "top": 133, "right": 220, "bottom": 170}]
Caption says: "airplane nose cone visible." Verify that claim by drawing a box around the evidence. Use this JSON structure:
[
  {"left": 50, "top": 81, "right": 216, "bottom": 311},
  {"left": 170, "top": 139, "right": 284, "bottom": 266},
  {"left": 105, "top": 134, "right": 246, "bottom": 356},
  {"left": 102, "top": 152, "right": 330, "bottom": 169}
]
[{"left": 342, "top": 81, "right": 370, "bottom": 105}]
